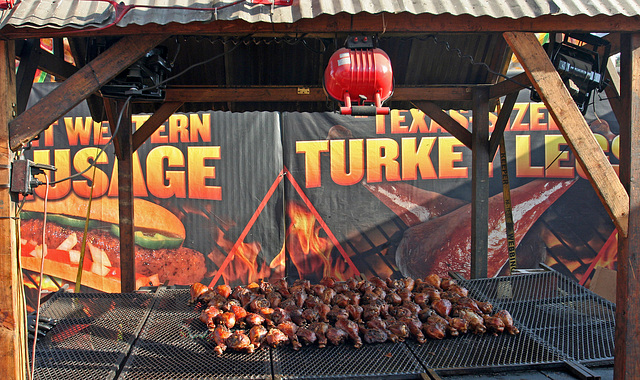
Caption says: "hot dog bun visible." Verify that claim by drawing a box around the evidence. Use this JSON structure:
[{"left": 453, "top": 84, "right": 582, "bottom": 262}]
[
  {"left": 21, "top": 253, "right": 122, "bottom": 293},
  {"left": 22, "top": 194, "right": 185, "bottom": 240}
]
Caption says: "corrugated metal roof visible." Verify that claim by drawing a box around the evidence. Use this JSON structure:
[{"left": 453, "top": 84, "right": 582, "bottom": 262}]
[{"left": 2, "top": 0, "right": 640, "bottom": 30}]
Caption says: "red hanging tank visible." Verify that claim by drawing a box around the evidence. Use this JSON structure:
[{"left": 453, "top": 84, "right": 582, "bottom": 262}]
[
  {"left": 0, "top": 0, "right": 14, "bottom": 9},
  {"left": 324, "top": 46, "right": 393, "bottom": 116}
]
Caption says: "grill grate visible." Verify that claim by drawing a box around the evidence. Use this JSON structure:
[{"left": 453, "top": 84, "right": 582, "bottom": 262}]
[
  {"left": 273, "top": 342, "right": 425, "bottom": 379},
  {"left": 118, "top": 287, "right": 272, "bottom": 380},
  {"left": 458, "top": 270, "right": 615, "bottom": 365},
  {"left": 30, "top": 292, "right": 154, "bottom": 380},
  {"left": 29, "top": 270, "right": 616, "bottom": 379}
]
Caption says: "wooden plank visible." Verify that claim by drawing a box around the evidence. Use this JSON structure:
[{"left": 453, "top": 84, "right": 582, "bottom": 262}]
[
  {"left": 0, "top": 39, "right": 27, "bottom": 380},
  {"left": 132, "top": 101, "right": 183, "bottom": 152},
  {"left": 470, "top": 86, "right": 490, "bottom": 279},
  {"left": 615, "top": 32, "right": 640, "bottom": 380},
  {"left": 111, "top": 99, "right": 136, "bottom": 293},
  {"left": 504, "top": 31, "right": 629, "bottom": 237},
  {"left": 164, "top": 86, "right": 474, "bottom": 103},
  {"left": 9, "top": 34, "right": 170, "bottom": 151},
  {"left": 15, "top": 39, "right": 40, "bottom": 114},
  {"left": 489, "top": 91, "right": 519, "bottom": 157},
  {"left": 413, "top": 101, "right": 472, "bottom": 149},
  {"left": 2, "top": 14, "right": 640, "bottom": 39}
]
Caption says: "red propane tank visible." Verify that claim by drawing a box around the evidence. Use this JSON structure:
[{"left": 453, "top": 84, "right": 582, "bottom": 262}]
[
  {"left": 324, "top": 47, "right": 393, "bottom": 115},
  {"left": 0, "top": 0, "right": 14, "bottom": 10}
]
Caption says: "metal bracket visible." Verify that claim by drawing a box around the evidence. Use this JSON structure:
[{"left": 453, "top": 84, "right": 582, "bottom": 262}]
[{"left": 563, "top": 360, "right": 600, "bottom": 380}]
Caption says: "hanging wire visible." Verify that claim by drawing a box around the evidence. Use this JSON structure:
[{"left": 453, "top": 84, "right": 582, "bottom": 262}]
[
  {"left": 49, "top": 95, "right": 132, "bottom": 185},
  {"left": 382, "top": 34, "right": 535, "bottom": 91}
]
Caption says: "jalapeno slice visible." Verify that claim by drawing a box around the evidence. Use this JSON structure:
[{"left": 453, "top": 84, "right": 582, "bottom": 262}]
[
  {"left": 21, "top": 211, "right": 100, "bottom": 229},
  {"left": 110, "top": 225, "right": 183, "bottom": 250}
]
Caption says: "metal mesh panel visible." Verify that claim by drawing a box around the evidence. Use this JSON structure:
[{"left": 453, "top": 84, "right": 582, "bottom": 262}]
[
  {"left": 457, "top": 270, "right": 615, "bottom": 366},
  {"left": 38, "top": 292, "right": 154, "bottom": 321},
  {"left": 119, "top": 343, "right": 272, "bottom": 380},
  {"left": 30, "top": 270, "right": 615, "bottom": 379},
  {"left": 273, "top": 342, "right": 426, "bottom": 379},
  {"left": 31, "top": 349, "right": 124, "bottom": 380},
  {"left": 30, "top": 292, "right": 153, "bottom": 380},
  {"left": 119, "top": 287, "right": 272, "bottom": 380},
  {"left": 406, "top": 331, "right": 563, "bottom": 371}
]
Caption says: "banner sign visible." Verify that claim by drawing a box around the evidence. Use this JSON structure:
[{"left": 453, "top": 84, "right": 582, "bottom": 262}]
[{"left": 20, "top": 84, "right": 619, "bottom": 302}]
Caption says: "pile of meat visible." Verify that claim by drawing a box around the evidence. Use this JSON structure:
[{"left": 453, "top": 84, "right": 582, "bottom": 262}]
[{"left": 189, "top": 274, "right": 519, "bottom": 355}]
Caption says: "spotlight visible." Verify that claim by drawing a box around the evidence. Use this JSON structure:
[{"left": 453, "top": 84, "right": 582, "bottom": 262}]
[
  {"left": 531, "top": 33, "right": 610, "bottom": 114},
  {"left": 101, "top": 46, "right": 172, "bottom": 101}
]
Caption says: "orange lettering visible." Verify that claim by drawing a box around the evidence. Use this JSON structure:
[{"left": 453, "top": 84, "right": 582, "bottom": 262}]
[
  {"left": 515, "top": 135, "right": 543, "bottom": 177},
  {"left": 169, "top": 114, "right": 189, "bottom": 143},
  {"left": 188, "top": 146, "right": 221, "bottom": 200},
  {"left": 438, "top": 136, "right": 468, "bottom": 179},
  {"left": 402, "top": 137, "right": 437, "bottom": 180},
  {"left": 72, "top": 147, "right": 110, "bottom": 198},
  {"left": 366, "top": 138, "right": 401, "bottom": 183},
  {"left": 190, "top": 113, "right": 211, "bottom": 143},
  {"left": 330, "top": 139, "right": 364, "bottom": 186},
  {"left": 146, "top": 146, "right": 186, "bottom": 198},
  {"left": 390, "top": 110, "right": 409, "bottom": 134},
  {"left": 33, "top": 149, "right": 71, "bottom": 200},
  {"left": 296, "top": 140, "right": 329, "bottom": 188}
]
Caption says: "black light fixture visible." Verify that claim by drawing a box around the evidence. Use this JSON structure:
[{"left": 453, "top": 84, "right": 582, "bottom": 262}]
[
  {"left": 101, "top": 46, "right": 172, "bottom": 101},
  {"left": 531, "top": 33, "right": 610, "bottom": 114}
]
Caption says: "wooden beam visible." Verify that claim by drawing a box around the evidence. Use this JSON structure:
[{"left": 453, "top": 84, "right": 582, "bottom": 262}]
[
  {"left": 164, "top": 86, "right": 474, "bottom": 103},
  {"left": 15, "top": 39, "right": 40, "bottom": 114},
  {"left": 107, "top": 98, "right": 136, "bottom": 293},
  {"left": 2, "top": 13, "right": 639, "bottom": 39},
  {"left": 35, "top": 47, "right": 79, "bottom": 80},
  {"left": 16, "top": 39, "right": 79, "bottom": 81},
  {"left": 0, "top": 39, "right": 27, "bottom": 380},
  {"left": 489, "top": 72, "right": 530, "bottom": 99},
  {"left": 504, "top": 31, "right": 629, "bottom": 237},
  {"left": 615, "top": 32, "right": 640, "bottom": 380},
  {"left": 132, "top": 101, "right": 183, "bottom": 152},
  {"left": 9, "top": 34, "right": 170, "bottom": 151},
  {"left": 471, "top": 86, "right": 490, "bottom": 279},
  {"left": 413, "top": 101, "right": 472, "bottom": 149},
  {"left": 489, "top": 91, "right": 519, "bottom": 158}
]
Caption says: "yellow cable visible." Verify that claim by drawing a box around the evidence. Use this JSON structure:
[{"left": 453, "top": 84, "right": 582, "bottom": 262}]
[{"left": 75, "top": 162, "right": 98, "bottom": 293}]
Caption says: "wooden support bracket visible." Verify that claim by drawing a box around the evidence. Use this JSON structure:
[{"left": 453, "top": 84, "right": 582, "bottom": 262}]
[
  {"left": 132, "top": 101, "right": 184, "bottom": 152},
  {"left": 489, "top": 91, "right": 519, "bottom": 158},
  {"left": 413, "top": 101, "right": 472, "bottom": 149}
]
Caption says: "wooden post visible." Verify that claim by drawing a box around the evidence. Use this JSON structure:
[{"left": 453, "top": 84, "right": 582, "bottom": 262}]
[
  {"left": 615, "top": 32, "right": 640, "bottom": 380},
  {"left": 109, "top": 99, "right": 136, "bottom": 293},
  {"left": 0, "top": 39, "right": 27, "bottom": 380},
  {"left": 471, "top": 86, "right": 490, "bottom": 278}
]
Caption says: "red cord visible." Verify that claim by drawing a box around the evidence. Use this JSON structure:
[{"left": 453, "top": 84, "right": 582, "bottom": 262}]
[{"left": 75, "top": 0, "right": 248, "bottom": 33}]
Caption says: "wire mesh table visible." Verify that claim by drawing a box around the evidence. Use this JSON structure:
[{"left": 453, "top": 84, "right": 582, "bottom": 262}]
[{"left": 29, "top": 268, "right": 615, "bottom": 379}]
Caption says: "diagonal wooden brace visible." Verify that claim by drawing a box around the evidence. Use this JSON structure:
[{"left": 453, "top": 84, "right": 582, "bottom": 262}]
[
  {"left": 503, "top": 31, "right": 629, "bottom": 237},
  {"left": 9, "top": 34, "right": 170, "bottom": 152}
]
